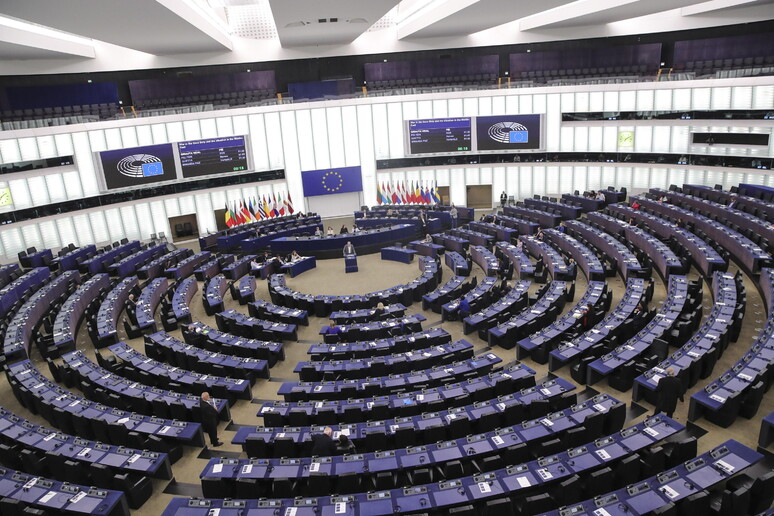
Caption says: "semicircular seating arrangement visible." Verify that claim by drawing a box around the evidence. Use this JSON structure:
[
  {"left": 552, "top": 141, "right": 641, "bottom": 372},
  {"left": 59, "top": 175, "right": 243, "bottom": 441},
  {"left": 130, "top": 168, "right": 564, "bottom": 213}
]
[{"left": 0, "top": 185, "right": 773, "bottom": 516}]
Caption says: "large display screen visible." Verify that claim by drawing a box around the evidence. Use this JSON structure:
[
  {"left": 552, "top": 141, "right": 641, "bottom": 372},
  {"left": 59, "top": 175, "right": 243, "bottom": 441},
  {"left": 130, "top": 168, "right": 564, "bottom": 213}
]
[
  {"left": 407, "top": 117, "right": 472, "bottom": 154},
  {"left": 178, "top": 136, "right": 250, "bottom": 178},
  {"left": 475, "top": 114, "right": 542, "bottom": 151},
  {"left": 98, "top": 143, "right": 177, "bottom": 190}
]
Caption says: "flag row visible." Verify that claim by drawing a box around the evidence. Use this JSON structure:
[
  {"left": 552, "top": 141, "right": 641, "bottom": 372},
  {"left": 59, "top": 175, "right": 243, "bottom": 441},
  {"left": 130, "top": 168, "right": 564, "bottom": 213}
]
[
  {"left": 377, "top": 180, "right": 441, "bottom": 205},
  {"left": 225, "top": 192, "right": 295, "bottom": 227}
]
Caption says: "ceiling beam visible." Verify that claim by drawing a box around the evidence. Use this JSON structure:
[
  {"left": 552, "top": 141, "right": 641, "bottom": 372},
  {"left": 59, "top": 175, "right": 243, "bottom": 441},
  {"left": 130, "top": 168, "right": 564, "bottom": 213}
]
[{"left": 0, "top": 16, "right": 96, "bottom": 58}]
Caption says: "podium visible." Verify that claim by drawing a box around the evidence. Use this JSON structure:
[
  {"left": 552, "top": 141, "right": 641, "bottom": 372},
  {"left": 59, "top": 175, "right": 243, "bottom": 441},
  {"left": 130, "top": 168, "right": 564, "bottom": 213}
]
[{"left": 345, "top": 254, "right": 358, "bottom": 273}]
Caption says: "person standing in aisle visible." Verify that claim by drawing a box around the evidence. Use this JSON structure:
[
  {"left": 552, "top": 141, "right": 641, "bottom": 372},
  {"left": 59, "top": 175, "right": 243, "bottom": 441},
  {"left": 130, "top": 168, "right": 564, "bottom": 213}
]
[
  {"left": 450, "top": 205, "right": 458, "bottom": 229},
  {"left": 200, "top": 392, "right": 223, "bottom": 447},
  {"left": 500, "top": 191, "right": 508, "bottom": 208},
  {"left": 654, "top": 368, "right": 684, "bottom": 418}
]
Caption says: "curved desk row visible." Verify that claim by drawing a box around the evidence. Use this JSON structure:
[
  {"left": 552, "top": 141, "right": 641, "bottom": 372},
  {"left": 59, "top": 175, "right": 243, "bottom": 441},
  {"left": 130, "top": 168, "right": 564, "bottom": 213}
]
[
  {"left": 7, "top": 360, "right": 204, "bottom": 447},
  {"left": 194, "top": 254, "right": 234, "bottom": 281},
  {"left": 202, "top": 274, "right": 228, "bottom": 315},
  {"left": 145, "top": 331, "right": 269, "bottom": 381},
  {"left": 495, "top": 242, "right": 535, "bottom": 279},
  {"left": 240, "top": 378, "right": 581, "bottom": 453},
  {"left": 463, "top": 281, "right": 531, "bottom": 335},
  {"left": 249, "top": 299, "right": 309, "bottom": 326},
  {"left": 588, "top": 275, "right": 695, "bottom": 386},
  {"left": 543, "top": 229, "right": 605, "bottom": 282},
  {"left": 268, "top": 256, "right": 441, "bottom": 316},
  {"left": 222, "top": 254, "right": 256, "bottom": 281},
  {"left": 81, "top": 241, "right": 140, "bottom": 275},
  {"left": 215, "top": 308, "right": 298, "bottom": 342},
  {"left": 210, "top": 215, "right": 321, "bottom": 251},
  {"left": 319, "top": 314, "right": 426, "bottom": 344},
  {"left": 488, "top": 281, "right": 567, "bottom": 349},
  {"left": 0, "top": 266, "right": 50, "bottom": 319},
  {"left": 61, "top": 350, "right": 230, "bottom": 423},
  {"left": 492, "top": 214, "right": 539, "bottom": 235},
  {"left": 442, "top": 277, "right": 499, "bottom": 322},
  {"left": 53, "top": 244, "right": 96, "bottom": 271},
  {"left": 135, "top": 277, "right": 168, "bottom": 333},
  {"left": 138, "top": 247, "right": 191, "bottom": 280},
  {"left": 520, "top": 236, "right": 572, "bottom": 280},
  {"left": 110, "top": 243, "right": 168, "bottom": 278},
  {"left": 422, "top": 275, "right": 468, "bottom": 312},
  {"left": 53, "top": 273, "right": 112, "bottom": 352},
  {"left": 550, "top": 278, "right": 647, "bottom": 372},
  {"left": 468, "top": 220, "right": 519, "bottom": 243},
  {"left": 470, "top": 245, "right": 501, "bottom": 277},
  {"left": 109, "top": 342, "right": 252, "bottom": 401},
  {"left": 517, "top": 281, "right": 608, "bottom": 362},
  {"left": 294, "top": 339, "right": 474, "bottom": 381},
  {"left": 204, "top": 414, "right": 673, "bottom": 502},
  {"left": 239, "top": 223, "right": 324, "bottom": 253},
  {"left": 171, "top": 277, "right": 197, "bottom": 324},
  {"left": 4, "top": 271, "right": 79, "bottom": 362},
  {"left": 525, "top": 197, "right": 582, "bottom": 220},
  {"left": 565, "top": 220, "right": 644, "bottom": 281},
  {"left": 183, "top": 322, "right": 285, "bottom": 367},
  {"left": 635, "top": 271, "right": 741, "bottom": 404},
  {"left": 270, "top": 224, "right": 418, "bottom": 258},
  {"left": 306, "top": 327, "right": 451, "bottom": 360},
  {"left": 278, "top": 353, "right": 502, "bottom": 401},
  {"left": 166, "top": 251, "right": 211, "bottom": 280},
  {"left": 96, "top": 276, "right": 137, "bottom": 347},
  {"left": 259, "top": 361, "right": 536, "bottom": 426},
  {"left": 607, "top": 204, "right": 726, "bottom": 277}
]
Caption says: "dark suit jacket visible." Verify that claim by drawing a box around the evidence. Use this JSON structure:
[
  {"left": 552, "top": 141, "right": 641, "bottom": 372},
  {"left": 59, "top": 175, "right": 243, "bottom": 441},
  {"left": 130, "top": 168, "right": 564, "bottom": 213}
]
[
  {"left": 656, "top": 375, "right": 684, "bottom": 413},
  {"left": 311, "top": 433, "right": 337, "bottom": 456},
  {"left": 200, "top": 399, "right": 219, "bottom": 428}
]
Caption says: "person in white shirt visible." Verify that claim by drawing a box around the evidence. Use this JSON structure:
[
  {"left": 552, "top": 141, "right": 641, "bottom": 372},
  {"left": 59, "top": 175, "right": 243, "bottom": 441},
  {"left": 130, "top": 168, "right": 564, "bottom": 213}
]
[
  {"left": 314, "top": 227, "right": 322, "bottom": 237},
  {"left": 424, "top": 233, "right": 433, "bottom": 243},
  {"left": 327, "top": 226, "right": 334, "bottom": 237},
  {"left": 290, "top": 250, "right": 302, "bottom": 262},
  {"left": 596, "top": 191, "right": 606, "bottom": 201}
]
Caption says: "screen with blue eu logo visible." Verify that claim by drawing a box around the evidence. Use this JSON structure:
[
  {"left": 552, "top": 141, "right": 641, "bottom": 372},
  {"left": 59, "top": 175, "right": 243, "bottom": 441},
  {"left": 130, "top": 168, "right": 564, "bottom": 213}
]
[
  {"left": 475, "top": 114, "right": 542, "bottom": 151},
  {"left": 302, "top": 166, "right": 363, "bottom": 197},
  {"left": 98, "top": 143, "right": 176, "bottom": 190}
]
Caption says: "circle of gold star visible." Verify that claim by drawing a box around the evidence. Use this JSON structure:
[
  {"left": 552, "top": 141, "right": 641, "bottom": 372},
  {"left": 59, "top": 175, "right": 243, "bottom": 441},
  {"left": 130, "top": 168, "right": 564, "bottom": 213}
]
[{"left": 321, "top": 171, "right": 344, "bottom": 192}]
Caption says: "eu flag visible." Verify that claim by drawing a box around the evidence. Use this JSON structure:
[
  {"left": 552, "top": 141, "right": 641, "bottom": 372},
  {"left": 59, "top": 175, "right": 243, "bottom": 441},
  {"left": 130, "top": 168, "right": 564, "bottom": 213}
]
[{"left": 301, "top": 166, "right": 363, "bottom": 197}]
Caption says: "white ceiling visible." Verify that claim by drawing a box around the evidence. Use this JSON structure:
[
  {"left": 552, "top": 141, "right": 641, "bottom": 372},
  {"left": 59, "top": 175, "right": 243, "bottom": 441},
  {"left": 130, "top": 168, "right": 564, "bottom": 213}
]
[
  {"left": 0, "top": 0, "right": 771, "bottom": 75},
  {"left": 268, "top": 0, "right": 401, "bottom": 47}
]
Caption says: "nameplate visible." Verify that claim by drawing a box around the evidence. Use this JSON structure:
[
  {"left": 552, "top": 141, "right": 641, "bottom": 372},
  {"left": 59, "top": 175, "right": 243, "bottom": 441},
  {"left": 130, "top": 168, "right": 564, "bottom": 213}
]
[
  {"left": 643, "top": 427, "right": 659, "bottom": 437},
  {"left": 212, "top": 464, "right": 223, "bottom": 473},
  {"left": 516, "top": 476, "right": 531, "bottom": 488}
]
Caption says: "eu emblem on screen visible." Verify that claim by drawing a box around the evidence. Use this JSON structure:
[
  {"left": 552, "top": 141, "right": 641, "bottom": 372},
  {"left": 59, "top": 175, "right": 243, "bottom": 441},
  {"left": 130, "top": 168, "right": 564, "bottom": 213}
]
[{"left": 141, "top": 162, "right": 164, "bottom": 176}]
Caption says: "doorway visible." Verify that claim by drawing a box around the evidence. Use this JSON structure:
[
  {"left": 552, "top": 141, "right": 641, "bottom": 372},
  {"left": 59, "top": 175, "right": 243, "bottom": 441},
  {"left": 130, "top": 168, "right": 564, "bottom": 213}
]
[{"left": 466, "top": 185, "right": 493, "bottom": 209}]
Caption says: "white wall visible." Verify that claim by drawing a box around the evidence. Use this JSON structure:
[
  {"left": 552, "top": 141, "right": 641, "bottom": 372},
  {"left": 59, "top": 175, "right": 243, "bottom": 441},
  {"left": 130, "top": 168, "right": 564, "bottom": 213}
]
[{"left": 0, "top": 76, "right": 771, "bottom": 260}]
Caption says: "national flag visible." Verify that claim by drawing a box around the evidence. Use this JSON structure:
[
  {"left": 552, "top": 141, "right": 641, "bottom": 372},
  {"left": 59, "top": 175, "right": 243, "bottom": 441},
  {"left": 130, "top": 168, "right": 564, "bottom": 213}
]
[
  {"left": 257, "top": 196, "right": 267, "bottom": 219},
  {"left": 271, "top": 193, "right": 279, "bottom": 217},
  {"left": 248, "top": 197, "right": 256, "bottom": 220},
  {"left": 431, "top": 181, "right": 440, "bottom": 203},
  {"left": 390, "top": 182, "right": 399, "bottom": 204},
  {"left": 262, "top": 195, "right": 271, "bottom": 218},
  {"left": 415, "top": 181, "right": 422, "bottom": 204},
  {"left": 376, "top": 183, "right": 384, "bottom": 205},
  {"left": 285, "top": 192, "right": 295, "bottom": 214},
  {"left": 225, "top": 204, "right": 236, "bottom": 227},
  {"left": 278, "top": 192, "right": 286, "bottom": 216},
  {"left": 251, "top": 197, "right": 261, "bottom": 220},
  {"left": 241, "top": 199, "right": 252, "bottom": 222},
  {"left": 399, "top": 182, "right": 407, "bottom": 204}
]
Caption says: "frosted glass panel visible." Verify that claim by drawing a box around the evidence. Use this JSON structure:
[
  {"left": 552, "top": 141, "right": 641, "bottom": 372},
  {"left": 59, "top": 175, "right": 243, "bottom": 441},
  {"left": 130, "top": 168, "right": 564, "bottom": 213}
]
[
  {"left": 136, "top": 125, "right": 153, "bottom": 146},
  {"left": 518, "top": 95, "right": 532, "bottom": 114},
  {"left": 166, "top": 122, "right": 185, "bottom": 142},
  {"left": 634, "top": 126, "right": 653, "bottom": 153},
  {"left": 164, "top": 198, "right": 181, "bottom": 217},
  {"left": 104, "top": 128, "right": 122, "bottom": 150},
  {"left": 216, "top": 117, "right": 235, "bottom": 137},
  {"left": 731, "top": 86, "right": 753, "bottom": 109},
  {"left": 463, "top": 98, "right": 478, "bottom": 116},
  {"left": 179, "top": 195, "right": 196, "bottom": 215},
  {"left": 103, "top": 208, "right": 124, "bottom": 241},
  {"left": 27, "top": 176, "right": 49, "bottom": 206},
  {"left": 588, "top": 92, "right": 603, "bottom": 111},
  {"left": 480, "top": 166, "right": 493, "bottom": 185},
  {"left": 447, "top": 98, "right": 463, "bottom": 117},
  {"left": 636, "top": 90, "right": 654, "bottom": 111},
  {"left": 574, "top": 92, "right": 589, "bottom": 113},
  {"left": 72, "top": 132, "right": 99, "bottom": 196},
  {"left": 120, "top": 206, "right": 140, "bottom": 240},
  {"left": 0, "top": 140, "right": 20, "bottom": 163},
  {"left": 711, "top": 87, "right": 731, "bottom": 109},
  {"left": 432, "top": 100, "right": 448, "bottom": 118},
  {"left": 341, "top": 107, "right": 361, "bottom": 167},
  {"left": 477, "top": 97, "right": 492, "bottom": 116},
  {"left": 183, "top": 120, "right": 201, "bottom": 140},
  {"left": 22, "top": 224, "right": 46, "bottom": 250},
  {"left": 654, "top": 90, "right": 672, "bottom": 110},
  {"left": 120, "top": 127, "right": 139, "bottom": 148},
  {"left": 603, "top": 92, "right": 618, "bottom": 112},
  {"left": 310, "top": 108, "right": 332, "bottom": 168},
  {"left": 561, "top": 93, "right": 575, "bottom": 112},
  {"left": 17, "top": 138, "right": 39, "bottom": 161},
  {"left": 519, "top": 166, "right": 532, "bottom": 198},
  {"left": 632, "top": 167, "right": 650, "bottom": 189},
  {"left": 294, "top": 110, "right": 316, "bottom": 170},
  {"left": 56, "top": 218, "right": 77, "bottom": 248},
  {"left": 89, "top": 211, "right": 109, "bottom": 245},
  {"left": 371, "top": 104, "right": 390, "bottom": 160},
  {"left": 264, "top": 113, "right": 284, "bottom": 169},
  {"left": 325, "top": 107, "right": 346, "bottom": 168},
  {"left": 673, "top": 89, "right": 691, "bottom": 110},
  {"left": 248, "top": 114, "right": 270, "bottom": 170},
  {"left": 38, "top": 220, "right": 60, "bottom": 250},
  {"left": 491, "top": 96, "right": 505, "bottom": 115},
  {"left": 619, "top": 91, "right": 636, "bottom": 111},
  {"left": 71, "top": 214, "right": 93, "bottom": 246},
  {"left": 195, "top": 193, "right": 216, "bottom": 235},
  {"left": 602, "top": 126, "right": 618, "bottom": 152},
  {"left": 150, "top": 201, "right": 168, "bottom": 235},
  {"left": 37, "top": 136, "right": 57, "bottom": 158},
  {"left": 200, "top": 118, "right": 218, "bottom": 139},
  {"left": 692, "top": 88, "right": 711, "bottom": 109},
  {"left": 134, "top": 203, "right": 153, "bottom": 240},
  {"left": 752, "top": 85, "right": 774, "bottom": 109},
  {"left": 559, "top": 126, "right": 574, "bottom": 152},
  {"left": 8, "top": 179, "right": 32, "bottom": 209},
  {"left": 559, "top": 166, "right": 573, "bottom": 194},
  {"left": 417, "top": 100, "right": 433, "bottom": 119},
  {"left": 54, "top": 134, "right": 74, "bottom": 157},
  {"left": 45, "top": 174, "right": 67, "bottom": 203},
  {"left": 465, "top": 168, "right": 480, "bottom": 186},
  {"left": 545, "top": 94, "right": 561, "bottom": 151},
  {"left": 588, "top": 127, "right": 603, "bottom": 153},
  {"left": 545, "top": 167, "right": 559, "bottom": 195},
  {"left": 386, "top": 103, "right": 405, "bottom": 159},
  {"left": 151, "top": 124, "right": 168, "bottom": 143},
  {"left": 88, "top": 131, "right": 107, "bottom": 152},
  {"left": 0, "top": 227, "right": 24, "bottom": 257},
  {"left": 62, "top": 171, "right": 84, "bottom": 199},
  {"left": 573, "top": 127, "right": 588, "bottom": 152}
]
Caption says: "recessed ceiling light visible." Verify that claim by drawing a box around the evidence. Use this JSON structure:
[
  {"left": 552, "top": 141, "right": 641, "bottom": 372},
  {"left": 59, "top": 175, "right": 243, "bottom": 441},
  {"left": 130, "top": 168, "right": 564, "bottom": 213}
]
[
  {"left": 285, "top": 21, "right": 307, "bottom": 27},
  {"left": 348, "top": 17, "right": 367, "bottom": 23}
]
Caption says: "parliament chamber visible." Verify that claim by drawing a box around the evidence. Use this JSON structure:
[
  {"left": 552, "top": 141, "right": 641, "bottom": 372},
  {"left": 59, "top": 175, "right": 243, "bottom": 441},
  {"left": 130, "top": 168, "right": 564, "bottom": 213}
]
[{"left": 0, "top": 3, "right": 773, "bottom": 515}]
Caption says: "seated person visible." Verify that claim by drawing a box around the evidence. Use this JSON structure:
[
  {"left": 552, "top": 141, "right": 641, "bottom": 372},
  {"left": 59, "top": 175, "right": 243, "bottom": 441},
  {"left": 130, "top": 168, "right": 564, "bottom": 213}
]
[
  {"left": 289, "top": 250, "right": 302, "bottom": 262},
  {"left": 250, "top": 258, "right": 261, "bottom": 270},
  {"left": 373, "top": 302, "right": 386, "bottom": 317},
  {"left": 311, "top": 427, "right": 337, "bottom": 456},
  {"left": 274, "top": 255, "right": 285, "bottom": 264},
  {"left": 326, "top": 320, "right": 342, "bottom": 339},
  {"left": 315, "top": 227, "right": 323, "bottom": 237},
  {"left": 423, "top": 233, "right": 433, "bottom": 243},
  {"left": 336, "top": 434, "right": 356, "bottom": 455},
  {"left": 352, "top": 225, "right": 361, "bottom": 233},
  {"left": 458, "top": 297, "right": 472, "bottom": 319},
  {"left": 343, "top": 241, "right": 356, "bottom": 256},
  {"left": 326, "top": 226, "right": 334, "bottom": 237},
  {"left": 340, "top": 225, "right": 349, "bottom": 234}
]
